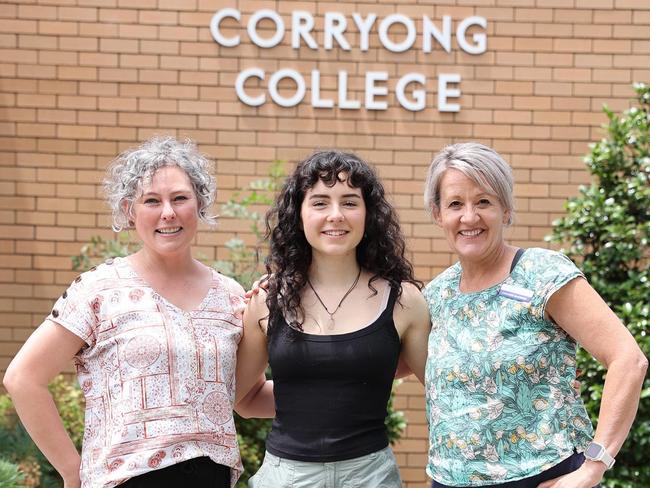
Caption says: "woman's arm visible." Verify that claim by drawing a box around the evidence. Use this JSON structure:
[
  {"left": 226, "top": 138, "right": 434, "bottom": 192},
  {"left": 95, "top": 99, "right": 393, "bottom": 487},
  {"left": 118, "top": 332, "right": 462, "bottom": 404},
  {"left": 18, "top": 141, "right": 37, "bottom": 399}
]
[
  {"left": 394, "top": 283, "right": 432, "bottom": 384},
  {"left": 235, "top": 377, "right": 275, "bottom": 418},
  {"left": 235, "top": 292, "right": 272, "bottom": 412},
  {"left": 538, "top": 277, "right": 648, "bottom": 488},
  {"left": 394, "top": 354, "right": 413, "bottom": 379},
  {"left": 3, "top": 320, "right": 86, "bottom": 488}
]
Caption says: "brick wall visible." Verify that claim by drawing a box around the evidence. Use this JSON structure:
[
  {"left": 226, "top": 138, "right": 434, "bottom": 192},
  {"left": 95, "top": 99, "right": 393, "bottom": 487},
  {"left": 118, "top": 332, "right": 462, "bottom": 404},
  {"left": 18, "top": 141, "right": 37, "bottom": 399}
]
[{"left": 1, "top": 1, "right": 649, "bottom": 486}]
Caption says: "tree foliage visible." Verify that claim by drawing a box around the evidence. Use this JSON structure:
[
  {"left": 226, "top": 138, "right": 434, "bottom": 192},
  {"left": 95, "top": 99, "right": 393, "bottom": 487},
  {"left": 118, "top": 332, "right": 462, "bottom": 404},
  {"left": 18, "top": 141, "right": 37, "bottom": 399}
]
[{"left": 548, "top": 82, "right": 650, "bottom": 487}]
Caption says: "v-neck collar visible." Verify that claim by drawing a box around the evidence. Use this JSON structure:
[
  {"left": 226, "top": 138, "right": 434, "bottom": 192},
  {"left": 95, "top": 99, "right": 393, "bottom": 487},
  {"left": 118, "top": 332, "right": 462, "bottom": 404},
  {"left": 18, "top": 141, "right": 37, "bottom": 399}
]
[{"left": 118, "top": 256, "right": 215, "bottom": 313}]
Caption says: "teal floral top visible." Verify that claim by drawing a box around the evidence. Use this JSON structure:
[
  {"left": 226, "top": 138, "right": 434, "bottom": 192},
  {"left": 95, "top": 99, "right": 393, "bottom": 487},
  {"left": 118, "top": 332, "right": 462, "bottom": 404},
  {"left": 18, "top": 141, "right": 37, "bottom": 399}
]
[{"left": 423, "top": 248, "right": 593, "bottom": 486}]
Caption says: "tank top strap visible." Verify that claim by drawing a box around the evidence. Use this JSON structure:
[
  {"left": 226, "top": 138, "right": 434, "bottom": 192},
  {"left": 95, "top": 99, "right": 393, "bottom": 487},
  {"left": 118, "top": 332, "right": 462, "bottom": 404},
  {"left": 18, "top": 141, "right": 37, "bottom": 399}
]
[
  {"left": 374, "top": 283, "right": 399, "bottom": 324},
  {"left": 386, "top": 284, "right": 399, "bottom": 311}
]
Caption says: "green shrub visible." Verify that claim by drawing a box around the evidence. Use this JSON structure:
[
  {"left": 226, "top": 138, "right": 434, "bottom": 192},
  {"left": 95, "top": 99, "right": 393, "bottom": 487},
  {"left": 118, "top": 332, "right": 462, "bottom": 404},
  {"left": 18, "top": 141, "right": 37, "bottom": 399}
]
[
  {"left": 48, "top": 376, "right": 85, "bottom": 451},
  {"left": 548, "top": 82, "right": 650, "bottom": 487},
  {"left": 0, "top": 457, "right": 25, "bottom": 488},
  {"left": 385, "top": 380, "right": 407, "bottom": 445},
  {"left": 0, "top": 375, "right": 83, "bottom": 487},
  {"left": 233, "top": 413, "right": 272, "bottom": 488}
]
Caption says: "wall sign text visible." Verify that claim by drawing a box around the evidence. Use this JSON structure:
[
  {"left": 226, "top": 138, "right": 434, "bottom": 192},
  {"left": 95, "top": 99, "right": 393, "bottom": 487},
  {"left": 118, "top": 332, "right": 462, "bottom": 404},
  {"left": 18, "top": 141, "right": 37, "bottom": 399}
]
[{"left": 210, "top": 9, "right": 487, "bottom": 112}]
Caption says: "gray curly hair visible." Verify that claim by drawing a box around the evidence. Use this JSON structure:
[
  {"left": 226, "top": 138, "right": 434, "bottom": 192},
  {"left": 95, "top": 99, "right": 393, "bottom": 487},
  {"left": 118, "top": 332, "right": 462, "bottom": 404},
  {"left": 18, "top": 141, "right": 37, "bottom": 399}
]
[{"left": 104, "top": 136, "right": 217, "bottom": 231}]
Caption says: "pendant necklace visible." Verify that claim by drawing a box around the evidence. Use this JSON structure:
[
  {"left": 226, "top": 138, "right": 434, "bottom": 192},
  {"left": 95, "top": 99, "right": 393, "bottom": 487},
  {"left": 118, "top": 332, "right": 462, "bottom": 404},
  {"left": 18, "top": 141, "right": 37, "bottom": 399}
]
[{"left": 307, "top": 268, "right": 362, "bottom": 329}]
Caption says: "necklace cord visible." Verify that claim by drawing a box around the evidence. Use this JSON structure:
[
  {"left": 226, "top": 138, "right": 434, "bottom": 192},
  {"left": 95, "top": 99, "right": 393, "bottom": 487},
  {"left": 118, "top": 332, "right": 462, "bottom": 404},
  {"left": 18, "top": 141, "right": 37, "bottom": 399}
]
[{"left": 307, "top": 268, "right": 362, "bottom": 320}]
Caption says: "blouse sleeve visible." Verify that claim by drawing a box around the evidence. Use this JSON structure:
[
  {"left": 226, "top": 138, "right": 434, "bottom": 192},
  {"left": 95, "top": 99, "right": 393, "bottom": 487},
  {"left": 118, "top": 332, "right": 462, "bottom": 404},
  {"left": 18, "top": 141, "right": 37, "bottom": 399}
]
[
  {"left": 228, "top": 278, "right": 246, "bottom": 318},
  {"left": 530, "top": 250, "right": 584, "bottom": 318},
  {"left": 423, "top": 278, "right": 443, "bottom": 318},
  {"left": 46, "top": 273, "right": 98, "bottom": 348}
]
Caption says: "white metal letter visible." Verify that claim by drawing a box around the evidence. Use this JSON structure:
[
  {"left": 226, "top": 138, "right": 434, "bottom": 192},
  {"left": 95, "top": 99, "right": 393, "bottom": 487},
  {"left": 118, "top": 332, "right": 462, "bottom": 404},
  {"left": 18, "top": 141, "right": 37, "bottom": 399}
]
[
  {"left": 209, "top": 8, "right": 241, "bottom": 47},
  {"left": 292, "top": 11, "right": 318, "bottom": 50},
  {"left": 457, "top": 16, "right": 487, "bottom": 55},
  {"left": 311, "top": 70, "right": 334, "bottom": 108},
  {"left": 338, "top": 71, "right": 361, "bottom": 109},
  {"left": 378, "top": 14, "right": 416, "bottom": 53},
  {"left": 248, "top": 9, "right": 285, "bottom": 48},
  {"left": 269, "top": 69, "right": 306, "bottom": 107},
  {"left": 324, "top": 12, "right": 351, "bottom": 51},
  {"left": 352, "top": 13, "right": 377, "bottom": 52},
  {"left": 365, "top": 72, "right": 388, "bottom": 110},
  {"left": 396, "top": 73, "right": 426, "bottom": 112},
  {"left": 438, "top": 73, "right": 461, "bottom": 112},
  {"left": 422, "top": 15, "right": 451, "bottom": 53},
  {"left": 235, "top": 68, "right": 265, "bottom": 106}
]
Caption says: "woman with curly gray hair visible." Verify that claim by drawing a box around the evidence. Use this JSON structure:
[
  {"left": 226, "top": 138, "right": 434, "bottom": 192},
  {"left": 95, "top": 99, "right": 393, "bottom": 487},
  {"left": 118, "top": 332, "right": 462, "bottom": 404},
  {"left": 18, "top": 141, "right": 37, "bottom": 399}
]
[{"left": 4, "top": 136, "right": 249, "bottom": 488}]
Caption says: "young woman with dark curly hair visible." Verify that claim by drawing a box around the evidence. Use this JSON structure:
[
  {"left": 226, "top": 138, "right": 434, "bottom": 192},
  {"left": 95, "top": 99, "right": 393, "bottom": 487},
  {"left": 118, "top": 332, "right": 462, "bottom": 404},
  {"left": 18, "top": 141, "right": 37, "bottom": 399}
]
[{"left": 235, "top": 150, "right": 431, "bottom": 487}]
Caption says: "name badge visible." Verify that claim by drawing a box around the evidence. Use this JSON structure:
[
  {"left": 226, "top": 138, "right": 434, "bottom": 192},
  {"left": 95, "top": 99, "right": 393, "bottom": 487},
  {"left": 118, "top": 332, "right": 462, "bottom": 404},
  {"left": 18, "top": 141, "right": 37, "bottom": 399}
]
[{"left": 498, "top": 284, "right": 534, "bottom": 303}]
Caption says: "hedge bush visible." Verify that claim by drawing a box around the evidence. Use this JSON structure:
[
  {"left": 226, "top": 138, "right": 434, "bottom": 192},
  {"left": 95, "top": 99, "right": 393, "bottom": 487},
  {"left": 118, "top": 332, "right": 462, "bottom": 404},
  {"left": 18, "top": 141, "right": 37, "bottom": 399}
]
[{"left": 548, "top": 82, "right": 649, "bottom": 487}]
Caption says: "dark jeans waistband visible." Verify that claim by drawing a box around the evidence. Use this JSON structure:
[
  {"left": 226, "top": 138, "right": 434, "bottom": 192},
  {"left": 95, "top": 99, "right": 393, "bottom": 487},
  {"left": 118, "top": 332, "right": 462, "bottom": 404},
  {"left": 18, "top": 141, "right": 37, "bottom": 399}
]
[
  {"left": 117, "top": 456, "right": 230, "bottom": 488},
  {"left": 431, "top": 452, "right": 601, "bottom": 488}
]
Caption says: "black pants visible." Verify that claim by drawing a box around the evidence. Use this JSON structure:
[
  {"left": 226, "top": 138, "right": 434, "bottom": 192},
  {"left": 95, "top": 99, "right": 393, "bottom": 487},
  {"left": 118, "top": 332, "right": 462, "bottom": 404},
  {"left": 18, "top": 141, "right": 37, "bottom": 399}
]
[
  {"left": 431, "top": 452, "right": 601, "bottom": 488},
  {"left": 118, "top": 457, "right": 230, "bottom": 488}
]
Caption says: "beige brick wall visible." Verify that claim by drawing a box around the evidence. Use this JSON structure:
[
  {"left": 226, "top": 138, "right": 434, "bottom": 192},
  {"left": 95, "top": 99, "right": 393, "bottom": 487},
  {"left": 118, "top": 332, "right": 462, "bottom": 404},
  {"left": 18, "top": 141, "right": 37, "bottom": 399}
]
[{"left": 1, "top": 1, "right": 649, "bottom": 486}]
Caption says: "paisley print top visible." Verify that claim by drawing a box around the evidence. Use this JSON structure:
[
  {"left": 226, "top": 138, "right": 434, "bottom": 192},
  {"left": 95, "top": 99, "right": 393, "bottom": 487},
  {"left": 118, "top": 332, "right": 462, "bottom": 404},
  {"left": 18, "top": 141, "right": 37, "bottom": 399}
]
[
  {"left": 47, "top": 257, "right": 245, "bottom": 488},
  {"left": 422, "top": 248, "right": 593, "bottom": 486}
]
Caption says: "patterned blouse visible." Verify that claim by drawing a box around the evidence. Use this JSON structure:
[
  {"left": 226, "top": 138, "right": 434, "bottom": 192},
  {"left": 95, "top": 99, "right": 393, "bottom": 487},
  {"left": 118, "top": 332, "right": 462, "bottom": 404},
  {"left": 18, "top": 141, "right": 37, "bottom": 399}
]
[
  {"left": 47, "top": 257, "right": 245, "bottom": 488},
  {"left": 422, "top": 248, "right": 593, "bottom": 486}
]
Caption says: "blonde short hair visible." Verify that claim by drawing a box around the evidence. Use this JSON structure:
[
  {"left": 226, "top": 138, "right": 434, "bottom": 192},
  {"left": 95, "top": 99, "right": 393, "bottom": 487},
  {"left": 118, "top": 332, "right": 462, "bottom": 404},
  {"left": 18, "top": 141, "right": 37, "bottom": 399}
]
[{"left": 424, "top": 142, "right": 515, "bottom": 225}]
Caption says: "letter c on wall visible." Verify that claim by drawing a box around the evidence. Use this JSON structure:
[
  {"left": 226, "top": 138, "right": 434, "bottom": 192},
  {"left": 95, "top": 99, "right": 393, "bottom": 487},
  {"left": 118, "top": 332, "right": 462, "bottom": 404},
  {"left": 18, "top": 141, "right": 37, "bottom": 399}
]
[
  {"left": 210, "top": 8, "right": 241, "bottom": 47},
  {"left": 236, "top": 68, "right": 265, "bottom": 106}
]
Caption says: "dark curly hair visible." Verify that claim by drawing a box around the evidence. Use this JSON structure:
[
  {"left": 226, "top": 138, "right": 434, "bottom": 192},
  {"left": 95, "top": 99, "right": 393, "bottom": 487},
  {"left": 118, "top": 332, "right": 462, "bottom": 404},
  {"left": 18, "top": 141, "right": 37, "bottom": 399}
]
[{"left": 264, "top": 149, "right": 421, "bottom": 333}]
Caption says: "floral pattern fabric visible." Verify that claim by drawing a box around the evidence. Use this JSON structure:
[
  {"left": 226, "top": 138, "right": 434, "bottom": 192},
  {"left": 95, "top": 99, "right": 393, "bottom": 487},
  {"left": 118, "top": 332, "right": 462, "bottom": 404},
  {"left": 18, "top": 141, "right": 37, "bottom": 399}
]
[
  {"left": 47, "top": 257, "right": 245, "bottom": 488},
  {"left": 423, "top": 248, "right": 593, "bottom": 486}
]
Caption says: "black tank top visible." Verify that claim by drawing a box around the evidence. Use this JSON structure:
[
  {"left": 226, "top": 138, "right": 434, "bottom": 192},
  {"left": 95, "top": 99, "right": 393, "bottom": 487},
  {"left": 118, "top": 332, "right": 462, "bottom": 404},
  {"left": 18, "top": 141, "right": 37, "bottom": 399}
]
[{"left": 265, "top": 286, "right": 401, "bottom": 462}]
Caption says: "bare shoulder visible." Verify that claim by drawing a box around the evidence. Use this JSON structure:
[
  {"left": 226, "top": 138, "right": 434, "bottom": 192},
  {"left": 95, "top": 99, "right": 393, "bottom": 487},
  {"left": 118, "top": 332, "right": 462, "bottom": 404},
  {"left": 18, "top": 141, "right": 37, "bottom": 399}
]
[
  {"left": 394, "top": 282, "right": 430, "bottom": 337},
  {"left": 397, "top": 281, "right": 427, "bottom": 309}
]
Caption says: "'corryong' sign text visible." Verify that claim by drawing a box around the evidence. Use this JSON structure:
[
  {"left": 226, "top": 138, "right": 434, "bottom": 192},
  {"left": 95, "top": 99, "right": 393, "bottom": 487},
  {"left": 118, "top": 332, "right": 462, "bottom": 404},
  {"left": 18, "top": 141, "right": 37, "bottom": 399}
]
[{"left": 210, "top": 9, "right": 487, "bottom": 112}]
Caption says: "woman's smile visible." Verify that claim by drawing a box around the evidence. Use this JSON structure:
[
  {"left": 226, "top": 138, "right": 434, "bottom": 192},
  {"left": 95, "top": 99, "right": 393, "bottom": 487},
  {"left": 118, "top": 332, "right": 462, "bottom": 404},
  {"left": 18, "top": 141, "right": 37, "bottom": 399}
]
[
  {"left": 322, "top": 229, "right": 349, "bottom": 237},
  {"left": 458, "top": 228, "right": 484, "bottom": 238},
  {"left": 156, "top": 226, "right": 182, "bottom": 235}
]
